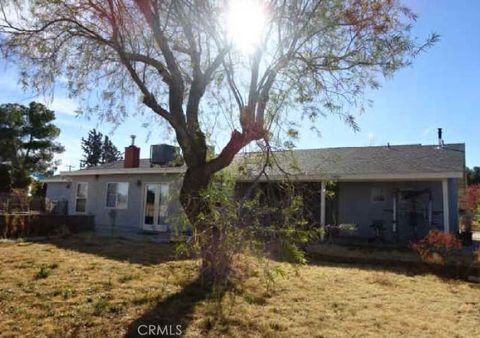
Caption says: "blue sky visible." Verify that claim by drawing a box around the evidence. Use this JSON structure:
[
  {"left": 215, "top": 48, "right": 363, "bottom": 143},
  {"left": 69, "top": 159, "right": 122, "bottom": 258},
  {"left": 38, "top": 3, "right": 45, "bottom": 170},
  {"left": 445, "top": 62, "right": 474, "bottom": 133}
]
[{"left": 0, "top": 0, "right": 478, "bottom": 171}]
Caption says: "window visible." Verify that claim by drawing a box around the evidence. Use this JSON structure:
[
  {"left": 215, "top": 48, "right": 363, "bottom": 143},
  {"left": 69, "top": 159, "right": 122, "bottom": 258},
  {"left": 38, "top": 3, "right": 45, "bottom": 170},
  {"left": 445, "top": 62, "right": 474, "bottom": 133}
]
[
  {"left": 371, "top": 187, "right": 385, "bottom": 203},
  {"left": 75, "top": 182, "right": 88, "bottom": 213},
  {"left": 106, "top": 182, "right": 129, "bottom": 209}
]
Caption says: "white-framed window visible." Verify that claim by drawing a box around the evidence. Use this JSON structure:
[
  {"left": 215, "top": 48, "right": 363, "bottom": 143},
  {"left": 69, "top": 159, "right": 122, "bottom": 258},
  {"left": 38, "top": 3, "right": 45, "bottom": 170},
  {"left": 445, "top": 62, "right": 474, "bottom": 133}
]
[
  {"left": 371, "top": 187, "right": 386, "bottom": 203},
  {"left": 106, "top": 182, "right": 129, "bottom": 209},
  {"left": 75, "top": 182, "right": 88, "bottom": 213}
]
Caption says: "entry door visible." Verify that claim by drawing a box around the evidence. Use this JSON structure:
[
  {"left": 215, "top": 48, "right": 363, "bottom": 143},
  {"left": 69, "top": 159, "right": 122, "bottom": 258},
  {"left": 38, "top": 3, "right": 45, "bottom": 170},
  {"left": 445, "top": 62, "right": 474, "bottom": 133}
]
[{"left": 143, "top": 183, "right": 170, "bottom": 232}]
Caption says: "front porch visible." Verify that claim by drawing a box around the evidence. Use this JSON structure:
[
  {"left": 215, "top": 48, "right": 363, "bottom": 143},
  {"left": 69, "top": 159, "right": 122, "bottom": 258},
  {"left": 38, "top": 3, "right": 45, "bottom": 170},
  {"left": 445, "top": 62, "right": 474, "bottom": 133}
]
[{"left": 237, "top": 177, "right": 459, "bottom": 243}]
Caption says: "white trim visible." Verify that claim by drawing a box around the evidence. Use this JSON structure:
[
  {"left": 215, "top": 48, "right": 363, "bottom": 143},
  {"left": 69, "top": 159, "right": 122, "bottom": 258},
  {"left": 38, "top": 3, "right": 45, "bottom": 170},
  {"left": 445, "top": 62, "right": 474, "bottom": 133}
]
[
  {"left": 141, "top": 182, "right": 170, "bottom": 232},
  {"left": 320, "top": 181, "right": 326, "bottom": 241},
  {"left": 74, "top": 182, "right": 88, "bottom": 214},
  {"left": 40, "top": 177, "right": 71, "bottom": 183},
  {"left": 237, "top": 172, "right": 464, "bottom": 182},
  {"left": 105, "top": 182, "right": 129, "bottom": 210},
  {"left": 60, "top": 167, "right": 186, "bottom": 176},
  {"left": 392, "top": 192, "right": 397, "bottom": 234},
  {"left": 442, "top": 179, "right": 450, "bottom": 232}
]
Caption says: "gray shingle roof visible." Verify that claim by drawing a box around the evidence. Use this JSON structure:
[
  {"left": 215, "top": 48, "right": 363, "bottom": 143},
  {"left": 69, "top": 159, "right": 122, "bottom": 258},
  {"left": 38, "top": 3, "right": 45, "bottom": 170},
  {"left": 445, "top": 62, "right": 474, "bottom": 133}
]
[
  {"left": 60, "top": 143, "right": 465, "bottom": 180},
  {"left": 233, "top": 143, "right": 465, "bottom": 179}
]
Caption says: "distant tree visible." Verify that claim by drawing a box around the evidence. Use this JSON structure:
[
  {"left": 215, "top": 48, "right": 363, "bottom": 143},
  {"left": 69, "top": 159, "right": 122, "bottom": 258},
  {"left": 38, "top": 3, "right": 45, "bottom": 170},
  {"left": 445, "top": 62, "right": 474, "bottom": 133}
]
[
  {"left": 102, "top": 136, "right": 123, "bottom": 164},
  {"left": 81, "top": 129, "right": 104, "bottom": 167},
  {"left": 30, "top": 179, "right": 46, "bottom": 197},
  {"left": 0, "top": 164, "right": 11, "bottom": 192},
  {"left": 81, "top": 129, "right": 123, "bottom": 167},
  {"left": 0, "top": 102, "right": 64, "bottom": 189},
  {"left": 467, "top": 167, "right": 480, "bottom": 185}
]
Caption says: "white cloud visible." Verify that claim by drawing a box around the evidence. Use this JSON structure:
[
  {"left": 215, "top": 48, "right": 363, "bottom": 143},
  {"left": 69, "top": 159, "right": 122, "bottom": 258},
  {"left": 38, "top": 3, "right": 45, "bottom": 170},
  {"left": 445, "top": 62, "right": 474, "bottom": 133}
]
[
  {"left": 39, "top": 96, "right": 79, "bottom": 116},
  {"left": 54, "top": 137, "right": 82, "bottom": 172}
]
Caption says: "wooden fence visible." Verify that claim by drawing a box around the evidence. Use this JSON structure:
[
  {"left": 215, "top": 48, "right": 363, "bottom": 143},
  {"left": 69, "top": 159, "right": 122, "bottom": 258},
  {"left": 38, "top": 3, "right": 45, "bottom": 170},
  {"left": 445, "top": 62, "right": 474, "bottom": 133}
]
[{"left": 0, "top": 214, "right": 95, "bottom": 238}]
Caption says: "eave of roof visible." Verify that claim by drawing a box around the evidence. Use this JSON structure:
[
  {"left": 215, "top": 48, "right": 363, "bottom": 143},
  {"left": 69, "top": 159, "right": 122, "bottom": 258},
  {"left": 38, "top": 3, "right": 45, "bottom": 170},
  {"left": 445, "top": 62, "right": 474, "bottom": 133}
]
[
  {"left": 59, "top": 166, "right": 186, "bottom": 176},
  {"left": 237, "top": 172, "right": 464, "bottom": 182},
  {"left": 40, "top": 176, "right": 72, "bottom": 183}
]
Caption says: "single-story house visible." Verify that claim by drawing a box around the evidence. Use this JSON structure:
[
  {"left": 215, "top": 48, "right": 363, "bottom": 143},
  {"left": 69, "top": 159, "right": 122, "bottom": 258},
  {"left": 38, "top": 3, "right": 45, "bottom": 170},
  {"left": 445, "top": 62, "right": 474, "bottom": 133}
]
[{"left": 42, "top": 134, "right": 466, "bottom": 242}]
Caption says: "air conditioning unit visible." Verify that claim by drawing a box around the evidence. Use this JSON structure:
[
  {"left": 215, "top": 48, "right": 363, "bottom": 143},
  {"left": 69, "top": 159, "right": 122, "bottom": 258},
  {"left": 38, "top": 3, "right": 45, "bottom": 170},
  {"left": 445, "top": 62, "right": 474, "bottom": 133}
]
[{"left": 150, "top": 144, "right": 182, "bottom": 166}]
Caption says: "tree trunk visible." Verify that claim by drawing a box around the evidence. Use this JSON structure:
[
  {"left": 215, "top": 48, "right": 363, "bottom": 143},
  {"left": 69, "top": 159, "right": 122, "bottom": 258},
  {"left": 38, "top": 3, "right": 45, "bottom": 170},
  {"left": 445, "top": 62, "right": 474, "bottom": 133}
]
[{"left": 179, "top": 165, "right": 226, "bottom": 285}]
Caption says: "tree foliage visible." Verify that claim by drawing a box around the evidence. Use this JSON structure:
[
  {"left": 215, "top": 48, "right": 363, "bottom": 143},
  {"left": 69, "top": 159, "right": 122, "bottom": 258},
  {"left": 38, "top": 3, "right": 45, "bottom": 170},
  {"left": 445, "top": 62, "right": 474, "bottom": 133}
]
[
  {"left": 0, "top": 102, "right": 64, "bottom": 189},
  {"left": 81, "top": 129, "right": 122, "bottom": 167},
  {"left": 102, "top": 135, "right": 123, "bottom": 164},
  {"left": 466, "top": 167, "right": 480, "bottom": 186},
  {"left": 0, "top": 164, "right": 11, "bottom": 192},
  {"left": 80, "top": 129, "right": 103, "bottom": 168}
]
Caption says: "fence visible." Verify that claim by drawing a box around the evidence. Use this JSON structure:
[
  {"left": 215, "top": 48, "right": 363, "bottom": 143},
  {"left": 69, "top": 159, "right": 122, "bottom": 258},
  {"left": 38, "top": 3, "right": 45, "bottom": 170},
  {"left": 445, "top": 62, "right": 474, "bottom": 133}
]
[
  {"left": 0, "top": 192, "right": 67, "bottom": 215},
  {"left": 0, "top": 214, "right": 95, "bottom": 238},
  {"left": 0, "top": 192, "right": 91, "bottom": 238}
]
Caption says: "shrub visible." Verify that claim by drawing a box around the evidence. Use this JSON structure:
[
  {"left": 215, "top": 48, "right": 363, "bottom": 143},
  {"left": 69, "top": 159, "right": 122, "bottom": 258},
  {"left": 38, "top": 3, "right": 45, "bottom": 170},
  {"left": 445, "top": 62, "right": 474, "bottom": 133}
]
[
  {"left": 34, "top": 263, "right": 58, "bottom": 279},
  {"left": 460, "top": 185, "right": 480, "bottom": 232},
  {"left": 92, "top": 298, "right": 108, "bottom": 316},
  {"left": 412, "top": 230, "right": 463, "bottom": 265},
  {"left": 35, "top": 266, "right": 51, "bottom": 279}
]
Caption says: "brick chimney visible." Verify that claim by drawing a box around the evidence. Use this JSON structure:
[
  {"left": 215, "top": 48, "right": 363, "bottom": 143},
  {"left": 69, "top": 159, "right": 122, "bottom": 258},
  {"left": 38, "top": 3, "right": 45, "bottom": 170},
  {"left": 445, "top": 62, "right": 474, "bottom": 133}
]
[{"left": 124, "top": 135, "right": 140, "bottom": 168}]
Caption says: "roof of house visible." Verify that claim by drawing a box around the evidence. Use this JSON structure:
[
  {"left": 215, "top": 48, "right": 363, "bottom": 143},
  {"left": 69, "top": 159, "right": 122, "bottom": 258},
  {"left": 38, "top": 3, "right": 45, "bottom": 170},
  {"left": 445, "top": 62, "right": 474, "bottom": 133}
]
[
  {"left": 47, "top": 143, "right": 465, "bottom": 182},
  {"left": 232, "top": 143, "right": 466, "bottom": 181}
]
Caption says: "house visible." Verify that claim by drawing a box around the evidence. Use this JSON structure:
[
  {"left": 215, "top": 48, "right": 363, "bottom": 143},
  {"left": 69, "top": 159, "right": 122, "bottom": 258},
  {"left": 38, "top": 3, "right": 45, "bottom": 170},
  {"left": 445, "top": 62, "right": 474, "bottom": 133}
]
[{"left": 42, "top": 132, "right": 466, "bottom": 241}]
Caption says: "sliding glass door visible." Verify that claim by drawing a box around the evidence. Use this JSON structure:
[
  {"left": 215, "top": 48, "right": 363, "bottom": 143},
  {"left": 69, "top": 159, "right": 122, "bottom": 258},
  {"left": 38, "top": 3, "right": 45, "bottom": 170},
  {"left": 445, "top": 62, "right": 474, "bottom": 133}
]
[{"left": 142, "top": 183, "right": 169, "bottom": 232}]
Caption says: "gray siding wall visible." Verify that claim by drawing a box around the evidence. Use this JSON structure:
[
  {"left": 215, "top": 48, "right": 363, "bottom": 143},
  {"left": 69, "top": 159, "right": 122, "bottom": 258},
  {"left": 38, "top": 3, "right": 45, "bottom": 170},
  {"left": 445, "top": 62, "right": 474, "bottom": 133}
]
[
  {"left": 46, "top": 182, "right": 71, "bottom": 201},
  {"left": 61, "top": 173, "right": 183, "bottom": 231},
  {"left": 337, "top": 181, "right": 447, "bottom": 240}
]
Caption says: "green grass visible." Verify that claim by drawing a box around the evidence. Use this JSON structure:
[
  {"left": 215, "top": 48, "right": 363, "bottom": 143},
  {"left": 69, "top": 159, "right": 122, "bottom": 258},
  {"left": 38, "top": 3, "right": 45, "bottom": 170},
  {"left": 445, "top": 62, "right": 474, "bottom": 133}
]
[{"left": 0, "top": 234, "right": 479, "bottom": 337}]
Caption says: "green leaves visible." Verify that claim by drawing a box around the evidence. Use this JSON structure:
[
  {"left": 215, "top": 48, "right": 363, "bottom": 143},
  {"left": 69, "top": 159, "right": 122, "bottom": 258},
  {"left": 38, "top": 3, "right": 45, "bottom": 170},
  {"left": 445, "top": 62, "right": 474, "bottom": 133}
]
[
  {"left": 80, "top": 129, "right": 122, "bottom": 168},
  {"left": 0, "top": 102, "right": 64, "bottom": 189}
]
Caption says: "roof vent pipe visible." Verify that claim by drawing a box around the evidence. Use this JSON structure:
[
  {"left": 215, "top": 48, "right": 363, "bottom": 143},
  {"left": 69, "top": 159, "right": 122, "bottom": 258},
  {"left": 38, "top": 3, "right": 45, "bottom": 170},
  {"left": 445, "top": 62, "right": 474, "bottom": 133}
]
[
  {"left": 130, "top": 135, "right": 136, "bottom": 146},
  {"left": 438, "top": 128, "right": 444, "bottom": 148}
]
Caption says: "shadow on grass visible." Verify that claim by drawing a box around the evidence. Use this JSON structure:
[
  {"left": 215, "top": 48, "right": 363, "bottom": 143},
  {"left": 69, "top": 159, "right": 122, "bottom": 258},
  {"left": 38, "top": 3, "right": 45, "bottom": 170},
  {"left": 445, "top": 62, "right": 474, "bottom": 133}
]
[
  {"left": 124, "top": 277, "right": 220, "bottom": 337},
  {"left": 305, "top": 251, "right": 479, "bottom": 282},
  {"left": 31, "top": 233, "right": 187, "bottom": 266},
  {"left": 266, "top": 241, "right": 478, "bottom": 281}
]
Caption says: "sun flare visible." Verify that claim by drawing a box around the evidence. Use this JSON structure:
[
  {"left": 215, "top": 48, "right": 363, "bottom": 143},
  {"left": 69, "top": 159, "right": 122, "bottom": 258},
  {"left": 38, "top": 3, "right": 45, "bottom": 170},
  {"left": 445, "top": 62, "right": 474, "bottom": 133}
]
[{"left": 226, "top": 0, "right": 267, "bottom": 54}]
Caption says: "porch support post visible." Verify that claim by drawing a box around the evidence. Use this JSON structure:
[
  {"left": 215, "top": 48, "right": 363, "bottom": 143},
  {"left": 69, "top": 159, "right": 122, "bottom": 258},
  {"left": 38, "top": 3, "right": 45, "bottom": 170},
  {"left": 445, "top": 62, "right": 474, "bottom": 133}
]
[
  {"left": 320, "top": 181, "right": 326, "bottom": 240},
  {"left": 392, "top": 191, "right": 397, "bottom": 234},
  {"left": 442, "top": 179, "right": 450, "bottom": 232}
]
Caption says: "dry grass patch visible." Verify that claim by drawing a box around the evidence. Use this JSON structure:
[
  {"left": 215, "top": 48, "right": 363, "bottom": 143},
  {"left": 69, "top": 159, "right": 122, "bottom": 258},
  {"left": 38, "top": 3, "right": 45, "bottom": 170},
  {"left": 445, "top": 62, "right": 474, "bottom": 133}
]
[{"left": 1, "top": 235, "right": 479, "bottom": 337}]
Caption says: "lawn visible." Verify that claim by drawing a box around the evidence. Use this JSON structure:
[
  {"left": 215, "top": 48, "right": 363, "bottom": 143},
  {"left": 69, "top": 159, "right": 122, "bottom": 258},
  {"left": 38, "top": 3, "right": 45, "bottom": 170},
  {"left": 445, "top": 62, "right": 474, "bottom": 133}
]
[{"left": 1, "top": 234, "right": 479, "bottom": 337}]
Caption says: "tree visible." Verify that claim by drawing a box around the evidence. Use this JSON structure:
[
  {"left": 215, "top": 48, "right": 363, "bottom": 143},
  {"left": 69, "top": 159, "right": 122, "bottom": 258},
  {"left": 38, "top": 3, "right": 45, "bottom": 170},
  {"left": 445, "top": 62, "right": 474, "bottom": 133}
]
[
  {"left": 102, "top": 136, "right": 123, "bottom": 164},
  {"left": 467, "top": 167, "right": 480, "bottom": 185},
  {"left": 30, "top": 179, "right": 46, "bottom": 197},
  {"left": 81, "top": 129, "right": 122, "bottom": 167},
  {"left": 0, "top": 102, "right": 64, "bottom": 189},
  {"left": 0, "top": 164, "right": 11, "bottom": 192},
  {"left": 0, "top": 0, "right": 436, "bottom": 281},
  {"left": 80, "top": 129, "right": 104, "bottom": 167}
]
